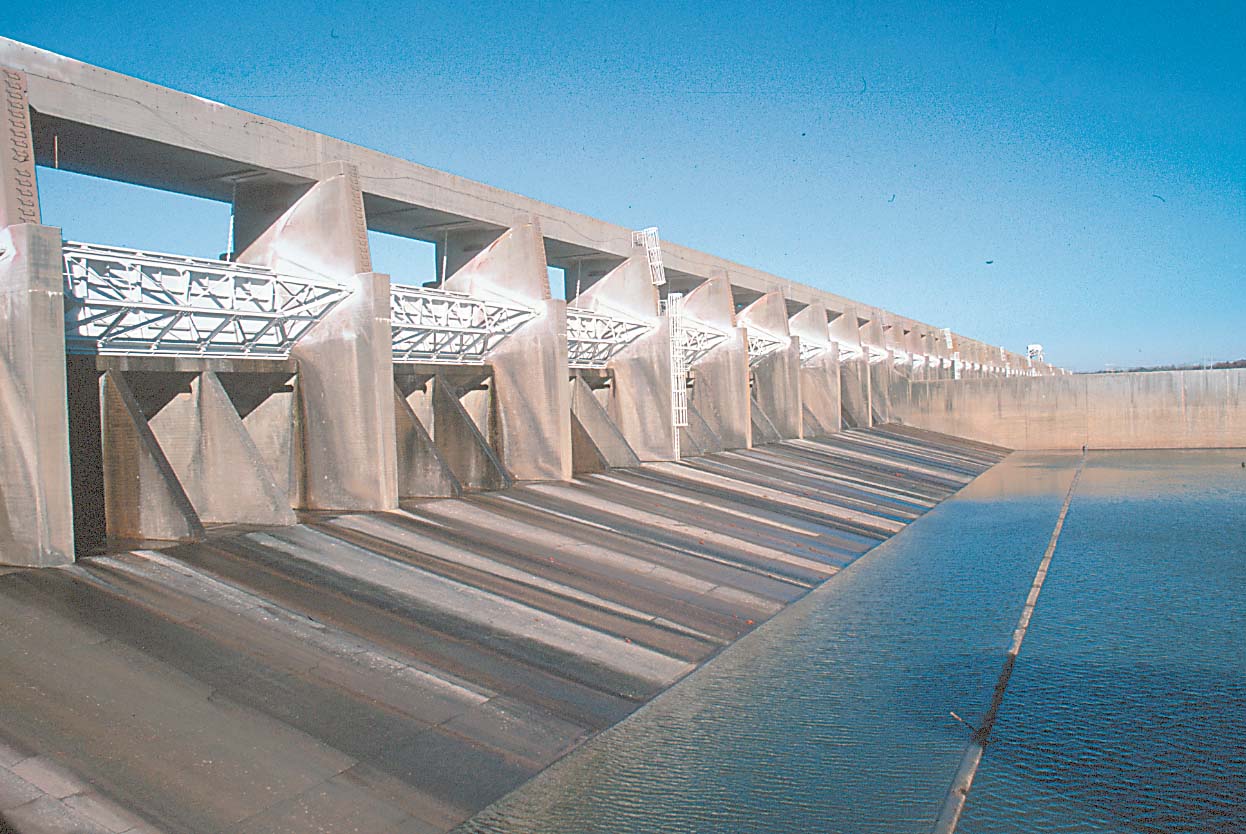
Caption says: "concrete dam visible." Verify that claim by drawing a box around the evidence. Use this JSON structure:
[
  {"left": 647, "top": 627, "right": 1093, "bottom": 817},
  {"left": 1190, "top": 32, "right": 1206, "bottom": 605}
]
[{"left": 0, "top": 38, "right": 1242, "bottom": 834}]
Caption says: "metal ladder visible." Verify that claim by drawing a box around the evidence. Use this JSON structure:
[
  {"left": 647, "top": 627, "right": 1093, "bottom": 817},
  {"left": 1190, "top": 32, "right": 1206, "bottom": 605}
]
[
  {"left": 632, "top": 227, "right": 667, "bottom": 286},
  {"left": 664, "top": 292, "right": 689, "bottom": 459}
]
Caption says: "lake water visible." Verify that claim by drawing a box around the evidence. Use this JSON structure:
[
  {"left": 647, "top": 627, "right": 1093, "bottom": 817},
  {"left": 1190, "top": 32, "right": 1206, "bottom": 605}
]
[{"left": 458, "top": 450, "right": 1246, "bottom": 834}]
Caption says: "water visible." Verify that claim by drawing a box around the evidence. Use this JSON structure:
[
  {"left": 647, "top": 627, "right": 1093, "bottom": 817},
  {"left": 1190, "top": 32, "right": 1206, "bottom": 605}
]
[
  {"left": 959, "top": 451, "right": 1246, "bottom": 834},
  {"left": 459, "top": 451, "right": 1246, "bottom": 833}
]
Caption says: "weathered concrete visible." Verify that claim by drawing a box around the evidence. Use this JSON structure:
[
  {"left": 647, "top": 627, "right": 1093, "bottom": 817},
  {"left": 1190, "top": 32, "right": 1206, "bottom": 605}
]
[
  {"left": 443, "top": 222, "right": 573, "bottom": 481},
  {"left": 894, "top": 369, "right": 1246, "bottom": 449},
  {"left": 0, "top": 69, "right": 40, "bottom": 227},
  {"left": 291, "top": 270, "right": 399, "bottom": 509},
  {"left": 98, "top": 370, "right": 204, "bottom": 543},
  {"left": 571, "top": 254, "right": 675, "bottom": 461},
  {"left": 0, "top": 427, "right": 1006, "bottom": 834},
  {"left": 228, "top": 372, "right": 300, "bottom": 506},
  {"left": 864, "top": 312, "right": 894, "bottom": 425},
  {"left": 789, "top": 302, "right": 841, "bottom": 437},
  {"left": 239, "top": 166, "right": 398, "bottom": 512},
  {"left": 431, "top": 375, "right": 512, "bottom": 492},
  {"left": 146, "top": 371, "right": 297, "bottom": 527},
  {"left": 828, "top": 306, "right": 871, "bottom": 428},
  {"left": 394, "top": 384, "right": 462, "bottom": 499},
  {"left": 569, "top": 376, "right": 642, "bottom": 471},
  {"left": 751, "top": 341, "right": 803, "bottom": 440},
  {"left": 683, "top": 277, "right": 751, "bottom": 451},
  {"left": 750, "top": 396, "right": 784, "bottom": 444},
  {"left": 839, "top": 356, "right": 871, "bottom": 428},
  {"left": 739, "top": 292, "right": 803, "bottom": 440},
  {"left": 800, "top": 346, "right": 842, "bottom": 438},
  {"left": 0, "top": 224, "right": 73, "bottom": 566}
]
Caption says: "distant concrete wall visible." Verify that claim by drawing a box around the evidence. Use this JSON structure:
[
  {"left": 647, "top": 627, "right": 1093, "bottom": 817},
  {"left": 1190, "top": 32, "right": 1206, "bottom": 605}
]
[{"left": 894, "top": 369, "right": 1246, "bottom": 449}]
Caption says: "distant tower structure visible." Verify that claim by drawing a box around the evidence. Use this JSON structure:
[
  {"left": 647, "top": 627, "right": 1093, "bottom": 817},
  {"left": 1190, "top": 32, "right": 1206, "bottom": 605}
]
[{"left": 1027, "top": 343, "right": 1045, "bottom": 362}]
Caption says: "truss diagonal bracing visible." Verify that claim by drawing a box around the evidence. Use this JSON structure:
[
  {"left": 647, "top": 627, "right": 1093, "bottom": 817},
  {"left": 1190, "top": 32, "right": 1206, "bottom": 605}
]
[
  {"left": 566, "top": 308, "right": 652, "bottom": 369},
  {"left": 799, "top": 341, "right": 829, "bottom": 365},
  {"left": 390, "top": 284, "right": 536, "bottom": 365},
  {"left": 746, "top": 331, "right": 786, "bottom": 366},
  {"left": 62, "top": 241, "right": 352, "bottom": 359},
  {"left": 672, "top": 315, "right": 728, "bottom": 370}
]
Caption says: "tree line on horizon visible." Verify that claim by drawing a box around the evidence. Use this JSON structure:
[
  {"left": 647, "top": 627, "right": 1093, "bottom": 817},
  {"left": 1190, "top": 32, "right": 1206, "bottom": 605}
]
[{"left": 1090, "top": 358, "right": 1246, "bottom": 374}]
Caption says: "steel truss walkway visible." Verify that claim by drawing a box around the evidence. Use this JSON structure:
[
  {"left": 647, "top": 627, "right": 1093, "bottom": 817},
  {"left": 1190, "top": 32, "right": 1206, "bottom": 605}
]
[
  {"left": 389, "top": 283, "right": 536, "bottom": 365},
  {"left": 62, "top": 242, "right": 351, "bottom": 359},
  {"left": 566, "top": 307, "right": 651, "bottom": 369}
]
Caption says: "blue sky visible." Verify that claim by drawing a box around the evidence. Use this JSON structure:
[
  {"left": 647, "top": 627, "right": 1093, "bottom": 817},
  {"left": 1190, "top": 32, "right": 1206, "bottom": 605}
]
[{"left": 5, "top": 1, "right": 1243, "bottom": 370}]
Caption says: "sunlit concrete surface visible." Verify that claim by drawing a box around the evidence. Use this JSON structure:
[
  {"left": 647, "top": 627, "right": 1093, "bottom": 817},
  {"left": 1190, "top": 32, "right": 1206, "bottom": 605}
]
[
  {"left": 0, "top": 34, "right": 1240, "bottom": 834},
  {"left": 0, "top": 428, "right": 1004, "bottom": 833},
  {"left": 892, "top": 368, "right": 1246, "bottom": 449}
]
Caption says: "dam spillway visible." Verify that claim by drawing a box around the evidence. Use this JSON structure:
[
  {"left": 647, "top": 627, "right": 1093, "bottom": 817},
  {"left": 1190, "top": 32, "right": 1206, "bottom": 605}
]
[
  {"left": 0, "top": 428, "right": 1004, "bottom": 833},
  {"left": 0, "top": 37, "right": 1242, "bottom": 834}
]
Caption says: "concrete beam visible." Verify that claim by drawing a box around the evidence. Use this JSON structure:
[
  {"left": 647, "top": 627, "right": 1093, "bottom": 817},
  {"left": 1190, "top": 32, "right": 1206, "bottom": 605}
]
[
  {"left": 0, "top": 38, "right": 1025, "bottom": 358},
  {"left": 0, "top": 69, "right": 40, "bottom": 227}
]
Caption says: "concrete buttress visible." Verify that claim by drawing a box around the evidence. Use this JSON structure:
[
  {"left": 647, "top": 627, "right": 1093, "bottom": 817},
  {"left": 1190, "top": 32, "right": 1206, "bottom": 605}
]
[
  {"left": 237, "top": 163, "right": 398, "bottom": 511},
  {"left": 442, "top": 221, "right": 573, "bottom": 481},
  {"left": 0, "top": 224, "right": 74, "bottom": 565},
  {"left": 571, "top": 253, "right": 676, "bottom": 461},
  {"left": 682, "top": 276, "right": 751, "bottom": 451},
  {"left": 738, "top": 291, "right": 803, "bottom": 440},
  {"left": 789, "top": 302, "right": 841, "bottom": 437}
]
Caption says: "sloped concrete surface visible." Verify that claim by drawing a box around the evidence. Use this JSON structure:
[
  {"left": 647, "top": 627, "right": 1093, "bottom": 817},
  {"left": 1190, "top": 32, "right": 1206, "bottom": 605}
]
[{"left": 0, "top": 427, "right": 1006, "bottom": 834}]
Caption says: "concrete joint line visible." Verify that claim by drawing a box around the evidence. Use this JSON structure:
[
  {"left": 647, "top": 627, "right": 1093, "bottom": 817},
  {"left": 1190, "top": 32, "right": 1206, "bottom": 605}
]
[{"left": 932, "top": 453, "right": 1086, "bottom": 834}]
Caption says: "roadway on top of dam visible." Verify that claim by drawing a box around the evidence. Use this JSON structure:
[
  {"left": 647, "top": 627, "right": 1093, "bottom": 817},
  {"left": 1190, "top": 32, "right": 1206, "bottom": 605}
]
[
  {"left": 0, "top": 426, "right": 1005, "bottom": 834},
  {"left": 0, "top": 34, "right": 1026, "bottom": 362}
]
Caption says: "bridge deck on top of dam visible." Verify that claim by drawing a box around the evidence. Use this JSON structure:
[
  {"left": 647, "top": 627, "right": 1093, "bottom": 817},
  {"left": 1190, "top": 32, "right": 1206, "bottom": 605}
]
[{"left": 0, "top": 426, "right": 1005, "bottom": 834}]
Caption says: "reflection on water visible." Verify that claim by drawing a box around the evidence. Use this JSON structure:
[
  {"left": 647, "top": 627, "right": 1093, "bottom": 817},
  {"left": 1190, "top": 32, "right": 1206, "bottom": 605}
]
[
  {"left": 959, "top": 450, "right": 1246, "bottom": 834},
  {"left": 953, "top": 452, "right": 1082, "bottom": 500},
  {"left": 458, "top": 451, "right": 1245, "bottom": 834}
]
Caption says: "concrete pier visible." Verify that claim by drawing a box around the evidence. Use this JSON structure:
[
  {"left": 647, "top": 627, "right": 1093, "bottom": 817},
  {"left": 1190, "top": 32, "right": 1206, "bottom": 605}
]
[
  {"left": 0, "top": 223, "right": 73, "bottom": 566},
  {"left": 789, "top": 301, "right": 841, "bottom": 437},
  {"left": 0, "top": 36, "right": 1078, "bottom": 560},
  {"left": 0, "top": 426, "right": 1005, "bottom": 833},
  {"left": 682, "top": 276, "right": 752, "bottom": 452},
  {"left": 0, "top": 35, "right": 1240, "bottom": 834},
  {"left": 738, "top": 291, "right": 803, "bottom": 441}
]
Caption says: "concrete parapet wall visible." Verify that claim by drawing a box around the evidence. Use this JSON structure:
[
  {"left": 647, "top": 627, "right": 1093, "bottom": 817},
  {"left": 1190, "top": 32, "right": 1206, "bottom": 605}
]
[{"left": 894, "top": 369, "right": 1246, "bottom": 449}]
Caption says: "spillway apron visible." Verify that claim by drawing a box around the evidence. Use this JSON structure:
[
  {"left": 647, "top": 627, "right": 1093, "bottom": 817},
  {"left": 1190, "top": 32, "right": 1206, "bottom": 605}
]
[{"left": 931, "top": 453, "right": 1086, "bottom": 834}]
